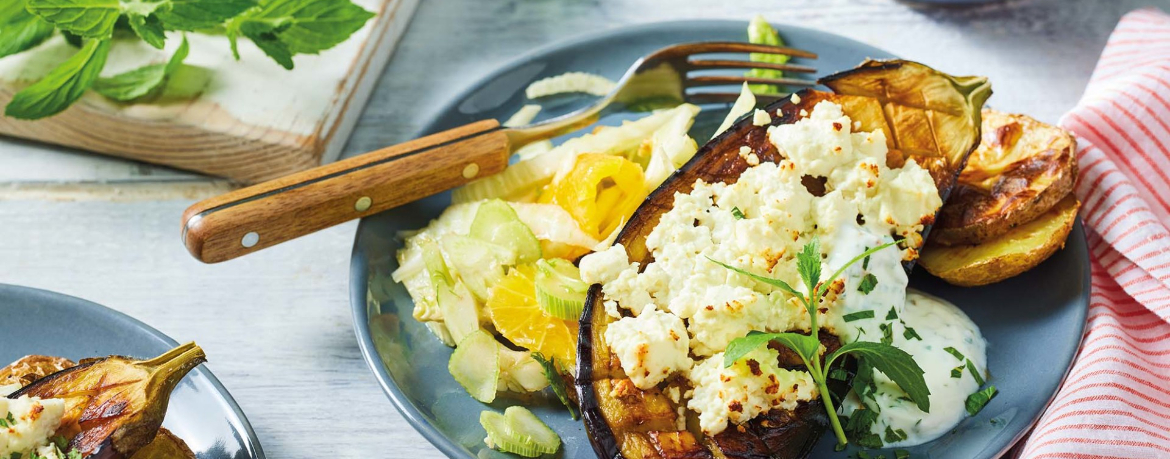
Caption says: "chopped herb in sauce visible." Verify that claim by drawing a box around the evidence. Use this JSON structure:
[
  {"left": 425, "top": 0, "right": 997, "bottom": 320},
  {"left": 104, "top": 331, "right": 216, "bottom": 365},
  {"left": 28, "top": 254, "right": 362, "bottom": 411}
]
[
  {"left": 731, "top": 206, "right": 745, "bottom": 219},
  {"left": 965, "top": 386, "right": 998, "bottom": 416},
  {"left": 966, "top": 360, "right": 985, "bottom": 385},
  {"left": 885, "top": 307, "right": 898, "bottom": 320},
  {"left": 884, "top": 425, "right": 908, "bottom": 443},
  {"left": 951, "top": 366, "right": 964, "bottom": 378},
  {"left": 895, "top": 449, "right": 911, "bottom": 459},
  {"left": 944, "top": 346, "right": 965, "bottom": 361},
  {"left": 880, "top": 323, "right": 894, "bottom": 345},
  {"left": 858, "top": 273, "right": 878, "bottom": 294},
  {"left": 902, "top": 325, "right": 922, "bottom": 341},
  {"left": 843, "top": 310, "right": 875, "bottom": 322}
]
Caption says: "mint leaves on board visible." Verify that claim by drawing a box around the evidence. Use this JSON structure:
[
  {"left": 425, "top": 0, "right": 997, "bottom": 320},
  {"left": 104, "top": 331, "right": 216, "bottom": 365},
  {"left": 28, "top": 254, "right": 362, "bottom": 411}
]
[
  {"left": 93, "top": 34, "right": 187, "bottom": 100},
  {"left": 1, "top": 0, "right": 374, "bottom": 119},
  {"left": 710, "top": 237, "right": 930, "bottom": 448}
]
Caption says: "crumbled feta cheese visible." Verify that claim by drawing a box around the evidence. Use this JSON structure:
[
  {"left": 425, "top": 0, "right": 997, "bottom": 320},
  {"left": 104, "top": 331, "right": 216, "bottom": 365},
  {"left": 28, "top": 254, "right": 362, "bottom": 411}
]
[
  {"left": 604, "top": 306, "right": 692, "bottom": 389},
  {"left": 738, "top": 146, "right": 752, "bottom": 159},
  {"left": 579, "top": 244, "right": 631, "bottom": 286},
  {"left": 0, "top": 384, "right": 19, "bottom": 397},
  {"left": 790, "top": 93, "right": 801, "bottom": 104},
  {"left": 752, "top": 109, "right": 772, "bottom": 126},
  {"left": 746, "top": 153, "right": 760, "bottom": 166},
  {"left": 0, "top": 395, "right": 65, "bottom": 458},
  {"left": 687, "top": 348, "right": 818, "bottom": 435}
]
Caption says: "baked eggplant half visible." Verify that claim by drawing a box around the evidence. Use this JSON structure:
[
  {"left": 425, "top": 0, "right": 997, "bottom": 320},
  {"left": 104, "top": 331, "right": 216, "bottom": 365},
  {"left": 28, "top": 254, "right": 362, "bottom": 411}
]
[
  {"left": 577, "top": 60, "right": 990, "bottom": 459},
  {"left": 9, "top": 343, "right": 207, "bottom": 459}
]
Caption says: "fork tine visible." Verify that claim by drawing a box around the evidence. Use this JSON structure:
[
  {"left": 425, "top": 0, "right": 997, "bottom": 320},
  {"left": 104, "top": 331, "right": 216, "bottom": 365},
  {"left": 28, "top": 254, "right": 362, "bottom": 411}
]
[
  {"left": 686, "top": 91, "right": 785, "bottom": 105},
  {"left": 688, "top": 75, "right": 818, "bottom": 87},
  {"left": 689, "top": 59, "right": 817, "bottom": 73},
  {"left": 672, "top": 42, "right": 818, "bottom": 59}
]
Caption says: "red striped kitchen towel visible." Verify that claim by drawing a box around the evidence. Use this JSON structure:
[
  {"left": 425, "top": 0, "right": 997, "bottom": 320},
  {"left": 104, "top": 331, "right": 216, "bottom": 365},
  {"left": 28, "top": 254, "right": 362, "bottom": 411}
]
[{"left": 1015, "top": 8, "right": 1170, "bottom": 459}]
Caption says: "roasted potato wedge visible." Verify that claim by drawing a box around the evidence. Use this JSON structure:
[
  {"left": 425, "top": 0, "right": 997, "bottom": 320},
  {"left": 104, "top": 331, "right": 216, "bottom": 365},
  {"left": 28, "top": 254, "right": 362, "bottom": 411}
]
[
  {"left": 578, "top": 60, "right": 990, "bottom": 459},
  {"left": 920, "top": 195, "right": 1080, "bottom": 286},
  {"left": 129, "top": 428, "right": 197, "bottom": 459},
  {"left": 1, "top": 355, "right": 76, "bottom": 387},
  {"left": 932, "top": 109, "right": 1078, "bottom": 245}
]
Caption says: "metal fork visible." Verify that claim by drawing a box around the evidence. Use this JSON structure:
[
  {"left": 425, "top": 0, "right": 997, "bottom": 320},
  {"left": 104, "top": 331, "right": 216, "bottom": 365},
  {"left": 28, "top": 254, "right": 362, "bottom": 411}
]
[{"left": 181, "top": 41, "right": 819, "bottom": 263}]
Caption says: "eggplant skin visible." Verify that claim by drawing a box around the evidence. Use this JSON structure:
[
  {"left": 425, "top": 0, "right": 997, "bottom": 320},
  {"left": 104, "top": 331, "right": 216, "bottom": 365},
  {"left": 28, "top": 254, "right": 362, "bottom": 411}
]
[
  {"left": 578, "top": 60, "right": 990, "bottom": 459},
  {"left": 11, "top": 343, "right": 206, "bottom": 459}
]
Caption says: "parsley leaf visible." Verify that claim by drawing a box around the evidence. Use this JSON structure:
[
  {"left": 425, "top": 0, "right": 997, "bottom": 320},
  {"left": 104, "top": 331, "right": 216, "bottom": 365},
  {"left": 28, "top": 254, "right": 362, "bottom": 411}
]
[
  {"left": 730, "top": 206, "right": 744, "bottom": 220},
  {"left": 966, "top": 359, "right": 985, "bottom": 386},
  {"left": 858, "top": 273, "right": 878, "bottom": 294},
  {"left": 842, "top": 310, "right": 874, "bottom": 322},
  {"left": 532, "top": 353, "right": 578, "bottom": 420},
  {"left": 93, "top": 34, "right": 188, "bottom": 101},
  {"left": 6, "top": 38, "right": 110, "bottom": 119},
  {"left": 965, "top": 385, "right": 998, "bottom": 416},
  {"left": 723, "top": 330, "right": 818, "bottom": 368},
  {"left": 0, "top": 4, "right": 56, "bottom": 58},
  {"left": 827, "top": 341, "right": 931, "bottom": 412},
  {"left": 26, "top": 0, "right": 120, "bottom": 38},
  {"left": 944, "top": 346, "right": 965, "bottom": 361}
]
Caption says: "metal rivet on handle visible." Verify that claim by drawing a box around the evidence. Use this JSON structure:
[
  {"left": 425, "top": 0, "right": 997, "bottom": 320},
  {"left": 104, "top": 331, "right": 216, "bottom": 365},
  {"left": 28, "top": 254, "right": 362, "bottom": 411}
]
[
  {"left": 355, "top": 196, "right": 372, "bottom": 212},
  {"left": 463, "top": 163, "right": 480, "bottom": 179},
  {"left": 241, "top": 232, "right": 259, "bottom": 248}
]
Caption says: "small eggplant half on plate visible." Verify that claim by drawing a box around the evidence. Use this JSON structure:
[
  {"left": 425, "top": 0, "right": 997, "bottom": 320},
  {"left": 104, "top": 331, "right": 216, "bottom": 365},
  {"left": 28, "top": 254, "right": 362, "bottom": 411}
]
[
  {"left": 576, "top": 60, "right": 991, "bottom": 459},
  {"left": 8, "top": 343, "right": 206, "bottom": 459}
]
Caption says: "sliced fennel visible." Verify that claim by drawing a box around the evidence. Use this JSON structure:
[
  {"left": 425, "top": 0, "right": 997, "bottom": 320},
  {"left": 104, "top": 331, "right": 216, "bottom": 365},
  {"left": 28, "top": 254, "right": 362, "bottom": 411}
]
[
  {"left": 470, "top": 200, "right": 543, "bottom": 264},
  {"left": 451, "top": 330, "right": 500, "bottom": 403},
  {"left": 713, "top": 83, "right": 756, "bottom": 138},
  {"left": 437, "top": 281, "right": 481, "bottom": 344},
  {"left": 525, "top": 72, "right": 616, "bottom": 98},
  {"left": 504, "top": 104, "right": 542, "bottom": 127},
  {"left": 642, "top": 103, "right": 700, "bottom": 192},
  {"left": 498, "top": 347, "right": 549, "bottom": 393},
  {"left": 534, "top": 259, "right": 588, "bottom": 321},
  {"left": 510, "top": 203, "right": 600, "bottom": 250},
  {"left": 480, "top": 407, "right": 561, "bottom": 457},
  {"left": 441, "top": 234, "right": 515, "bottom": 302},
  {"left": 455, "top": 106, "right": 686, "bottom": 204},
  {"left": 515, "top": 140, "right": 554, "bottom": 161}
]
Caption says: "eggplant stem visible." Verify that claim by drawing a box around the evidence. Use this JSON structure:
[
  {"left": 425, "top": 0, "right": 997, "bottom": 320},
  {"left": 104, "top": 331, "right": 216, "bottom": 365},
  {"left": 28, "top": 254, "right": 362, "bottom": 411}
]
[{"left": 143, "top": 342, "right": 206, "bottom": 378}]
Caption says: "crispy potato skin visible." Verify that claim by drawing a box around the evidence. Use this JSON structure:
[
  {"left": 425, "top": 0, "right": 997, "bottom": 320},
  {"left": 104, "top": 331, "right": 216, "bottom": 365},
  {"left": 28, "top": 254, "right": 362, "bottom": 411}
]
[
  {"left": 933, "top": 110, "right": 1078, "bottom": 246},
  {"left": 921, "top": 195, "right": 1080, "bottom": 286}
]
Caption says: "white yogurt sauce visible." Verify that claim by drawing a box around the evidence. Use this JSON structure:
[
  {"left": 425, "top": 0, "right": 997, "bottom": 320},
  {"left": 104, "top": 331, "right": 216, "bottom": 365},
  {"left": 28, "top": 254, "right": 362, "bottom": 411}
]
[{"left": 823, "top": 223, "right": 989, "bottom": 447}]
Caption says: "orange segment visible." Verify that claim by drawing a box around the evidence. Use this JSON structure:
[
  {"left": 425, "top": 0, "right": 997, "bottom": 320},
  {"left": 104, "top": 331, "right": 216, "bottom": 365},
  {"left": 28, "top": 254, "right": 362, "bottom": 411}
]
[
  {"left": 539, "top": 153, "right": 646, "bottom": 239},
  {"left": 487, "top": 263, "right": 578, "bottom": 363}
]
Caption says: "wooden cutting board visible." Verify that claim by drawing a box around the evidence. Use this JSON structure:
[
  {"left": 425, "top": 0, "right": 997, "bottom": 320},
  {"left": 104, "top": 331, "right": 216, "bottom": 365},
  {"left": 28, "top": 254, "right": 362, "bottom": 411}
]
[{"left": 0, "top": 0, "right": 418, "bottom": 184}]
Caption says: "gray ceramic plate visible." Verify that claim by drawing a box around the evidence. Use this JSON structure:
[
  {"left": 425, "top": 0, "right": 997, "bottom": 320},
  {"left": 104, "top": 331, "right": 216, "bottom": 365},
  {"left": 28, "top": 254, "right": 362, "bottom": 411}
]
[
  {"left": 0, "top": 284, "right": 265, "bottom": 459},
  {"left": 351, "top": 20, "right": 1089, "bottom": 459}
]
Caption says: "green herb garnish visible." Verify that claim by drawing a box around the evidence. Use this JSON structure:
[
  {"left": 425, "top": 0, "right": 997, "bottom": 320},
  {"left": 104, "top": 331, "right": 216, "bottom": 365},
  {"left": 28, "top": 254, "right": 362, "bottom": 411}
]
[
  {"left": 731, "top": 207, "right": 745, "bottom": 220},
  {"left": 711, "top": 237, "right": 929, "bottom": 449},
  {"left": 966, "top": 359, "right": 985, "bottom": 385},
  {"left": 895, "top": 449, "right": 911, "bottom": 459},
  {"left": 944, "top": 346, "right": 965, "bottom": 361},
  {"left": 902, "top": 325, "right": 922, "bottom": 341},
  {"left": 951, "top": 366, "right": 964, "bottom": 379},
  {"left": 884, "top": 426, "right": 907, "bottom": 443},
  {"left": 843, "top": 310, "right": 875, "bottom": 322},
  {"left": 879, "top": 322, "right": 893, "bottom": 345},
  {"left": 3, "top": 0, "right": 375, "bottom": 119},
  {"left": 965, "top": 385, "right": 998, "bottom": 416},
  {"left": 532, "top": 353, "right": 578, "bottom": 420},
  {"left": 858, "top": 273, "right": 878, "bottom": 294},
  {"left": 885, "top": 307, "right": 898, "bottom": 320}
]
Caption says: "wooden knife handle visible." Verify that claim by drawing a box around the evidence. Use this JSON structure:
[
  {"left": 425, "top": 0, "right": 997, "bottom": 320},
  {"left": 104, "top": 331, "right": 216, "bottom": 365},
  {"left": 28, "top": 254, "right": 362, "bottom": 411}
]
[{"left": 182, "top": 120, "right": 509, "bottom": 263}]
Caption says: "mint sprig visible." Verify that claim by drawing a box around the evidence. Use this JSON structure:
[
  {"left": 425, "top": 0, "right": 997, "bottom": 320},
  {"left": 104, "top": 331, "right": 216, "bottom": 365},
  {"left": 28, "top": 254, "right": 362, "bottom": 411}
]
[
  {"left": 93, "top": 34, "right": 187, "bottom": 100},
  {"left": 711, "top": 237, "right": 930, "bottom": 448},
  {"left": 2, "top": 0, "right": 374, "bottom": 119}
]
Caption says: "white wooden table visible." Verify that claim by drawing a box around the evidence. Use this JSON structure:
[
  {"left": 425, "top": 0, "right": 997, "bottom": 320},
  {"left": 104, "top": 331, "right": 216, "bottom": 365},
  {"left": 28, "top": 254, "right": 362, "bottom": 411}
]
[{"left": 0, "top": 0, "right": 1159, "bottom": 457}]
